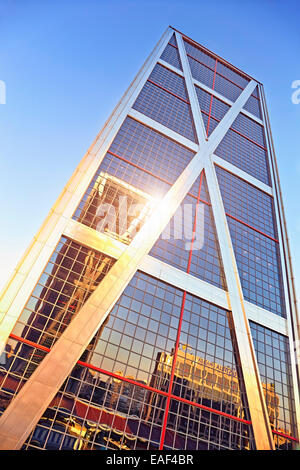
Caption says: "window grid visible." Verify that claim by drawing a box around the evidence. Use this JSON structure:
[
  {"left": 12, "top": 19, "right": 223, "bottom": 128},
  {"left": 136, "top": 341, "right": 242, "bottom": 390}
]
[
  {"left": 215, "top": 165, "right": 278, "bottom": 239},
  {"left": 107, "top": 117, "right": 195, "bottom": 185},
  {"left": 133, "top": 81, "right": 197, "bottom": 142},
  {"left": 243, "top": 86, "right": 262, "bottom": 120},
  {"left": 214, "top": 127, "right": 271, "bottom": 185},
  {"left": 149, "top": 64, "right": 187, "bottom": 100},
  {"left": 250, "top": 322, "right": 297, "bottom": 449},
  {"left": 169, "top": 34, "right": 177, "bottom": 47},
  {"left": 188, "top": 55, "right": 215, "bottom": 91},
  {"left": 228, "top": 218, "right": 286, "bottom": 317},
  {"left": 184, "top": 40, "right": 216, "bottom": 70},
  {"left": 214, "top": 73, "right": 243, "bottom": 103},
  {"left": 216, "top": 61, "right": 249, "bottom": 89},
  {"left": 195, "top": 85, "right": 230, "bottom": 136},
  {"left": 185, "top": 40, "right": 261, "bottom": 120},
  {"left": 72, "top": 116, "right": 197, "bottom": 232},
  {"left": 73, "top": 172, "right": 155, "bottom": 241},
  {"left": 8, "top": 271, "right": 255, "bottom": 450},
  {"left": 73, "top": 153, "right": 208, "bottom": 239},
  {"left": 202, "top": 114, "right": 219, "bottom": 136},
  {"left": 185, "top": 45, "right": 246, "bottom": 102},
  {"left": 0, "top": 237, "right": 115, "bottom": 398},
  {"left": 182, "top": 40, "right": 265, "bottom": 115},
  {"left": 150, "top": 173, "right": 227, "bottom": 290},
  {"left": 195, "top": 85, "right": 265, "bottom": 153},
  {"left": 3, "top": 331, "right": 296, "bottom": 450},
  {"left": 231, "top": 113, "right": 265, "bottom": 148},
  {"left": 160, "top": 35, "right": 182, "bottom": 71},
  {"left": 184, "top": 39, "right": 250, "bottom": 90},
  {"left": 76, "top": 151, "right": 170, "bottom": 203}
]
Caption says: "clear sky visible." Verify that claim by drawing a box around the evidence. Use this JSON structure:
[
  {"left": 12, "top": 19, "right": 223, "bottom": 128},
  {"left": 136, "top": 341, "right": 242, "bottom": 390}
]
[{"left": 0, "top": 0, "right": 300, "bottom": 306}]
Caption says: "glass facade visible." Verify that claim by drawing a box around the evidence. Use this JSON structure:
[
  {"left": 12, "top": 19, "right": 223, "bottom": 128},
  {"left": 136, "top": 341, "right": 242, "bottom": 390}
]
[
  {"left": 216, "top": 166, "right": 286, "bottom": 317},
  {"left": 150, "top": 173, "right": 227, "bottom": 290},
  {"left": 250, "top": 322, "right": 297, "bottom": 449},
  {"left": 0, "top": 27, "right": 298, "bottom": 451},
  {"left": 19, "top": 272, "right": 254, "bottom": 450},
  {"left": 0, "top": 237, "right": 115, "bottom": 393},
  {"left": 133, "top": 63, "right": 198, "bottom": 143},
  {"left": 160, "top": 34, "right": 182, "bottom": 71},
  {"left": 195, "top": 86, "right": 230, "bottom": 137}
]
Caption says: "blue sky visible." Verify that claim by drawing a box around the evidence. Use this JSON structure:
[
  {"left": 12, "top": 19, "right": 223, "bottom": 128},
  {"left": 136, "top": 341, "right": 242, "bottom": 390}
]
[{"left": 0, "top": 0, "right": 300, "bottom": 306}]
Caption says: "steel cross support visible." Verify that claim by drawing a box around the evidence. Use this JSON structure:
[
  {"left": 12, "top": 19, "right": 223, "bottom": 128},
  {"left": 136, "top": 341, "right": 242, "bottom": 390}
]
[
  {"left": 176, "top": 32, "right": 274, "bottom": 449},
  {"left": 0, "top": 27, "right": 282, "bottom": 450}
]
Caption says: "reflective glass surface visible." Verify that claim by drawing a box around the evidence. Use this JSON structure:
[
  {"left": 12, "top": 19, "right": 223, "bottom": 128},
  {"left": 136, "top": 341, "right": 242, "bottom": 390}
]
[
  {"left": 228, "top": 218, "right": 286, "bottom": 317},
  {"left": 250, "top": 322, "right": 297, "bottom": 449},
  {"left": 184, "top": 39, "right": 249, "bottom": 103},
  {"left": 214, "top": 127, "right": 270, "bottom": 185},
  {"left": 0, "top": 237, "right": 115, "bottom": 398},
  {"left": 8, "top": 272, "right": 254, "bottom": 450},
  {"left": 150, "top": 174, "right": 227, "bottom": 290},
  {"left": 243, "top": 86, "right": 262, "bottom": 119},
  {"left": 160, "top": 34, "right": 182, "bottom": 71},
  {"left": 133, "top": 65, "right": 197, "bottom": 142}
]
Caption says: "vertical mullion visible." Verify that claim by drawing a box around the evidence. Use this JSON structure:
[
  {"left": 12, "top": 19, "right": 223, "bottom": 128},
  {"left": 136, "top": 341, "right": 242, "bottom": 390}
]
[
  {"left": 203, "top": 157, "right": 275, "bottom": 449},
  {"left": 159, "top": 171, "right": 204, "bottom": 450}
]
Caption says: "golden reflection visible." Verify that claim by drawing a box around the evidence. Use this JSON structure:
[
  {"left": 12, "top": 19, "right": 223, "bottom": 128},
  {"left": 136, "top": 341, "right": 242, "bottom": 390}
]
[{"left": 77, "top": 172, "right": 157, "bottom": 244}]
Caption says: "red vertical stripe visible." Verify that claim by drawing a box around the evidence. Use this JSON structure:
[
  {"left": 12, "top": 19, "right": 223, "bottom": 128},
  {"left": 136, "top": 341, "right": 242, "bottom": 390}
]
[{"left": 159, "top": 171, "right": 204, "bottom": 449}]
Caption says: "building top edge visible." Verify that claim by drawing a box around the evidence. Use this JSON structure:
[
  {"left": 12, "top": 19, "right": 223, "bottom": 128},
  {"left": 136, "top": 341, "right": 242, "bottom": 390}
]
[{"left": 169, "top": 25, "right": 263, "bottom": 86}]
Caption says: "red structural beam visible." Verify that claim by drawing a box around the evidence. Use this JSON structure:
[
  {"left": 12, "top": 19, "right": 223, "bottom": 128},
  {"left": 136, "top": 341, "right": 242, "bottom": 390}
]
[
  {"left": 8, "top": 332, "right": 251, "bottom": 426},
  {"left": 271, "top": 429, "right": 299, "bottom": 443},
  {"left": 225, "top": 213, "right": 279, "bottom": 243},
  {"left": 7, "top": 324, "right": 298, "bottom": 442},
  {"left": 167, "top": 39, "right": 260, "bottom": 101},
  {"left": 106, "top": 150, "right": 208, "bottom": 203},
  {"left": 160, "top": 171, "right": 211, "bottom": 450},
  {"left": 169, "top": 26, "right": 260, "bottom": 84},
  {"left": 198, "top": 105, "right": 266, "bottom": 150},
  {"left": 147, "top": 79, "right": 190, "bottom": 105},
  {"left": 106, "top": 150, "right": 278, "bottom": 242}
]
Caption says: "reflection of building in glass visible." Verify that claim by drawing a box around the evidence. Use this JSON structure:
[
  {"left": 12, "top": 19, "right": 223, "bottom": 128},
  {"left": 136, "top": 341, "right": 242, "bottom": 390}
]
[
  {"left": 143, "top": 346, "right": 284, "bottom": 449},
  {"left": 8, "top": 238, "right": 114, "bottom": 383},
  {"left": 151, "top": 347, "right": 244, "bottom": 414},
  {"left": 75, "top": 172, "right": 156, "bottom": 244},
  {"left": 0, "top": 27, "right": 298, "bottom": 451},
  {"left": 151, "top": 347, "right": 281, "bottom": 420}
]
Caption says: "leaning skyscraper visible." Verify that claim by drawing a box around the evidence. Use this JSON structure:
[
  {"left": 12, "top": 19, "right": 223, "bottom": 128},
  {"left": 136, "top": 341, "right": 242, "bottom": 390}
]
[{"left": 0, "top": 26, "right": 299, "bottom": 450}]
